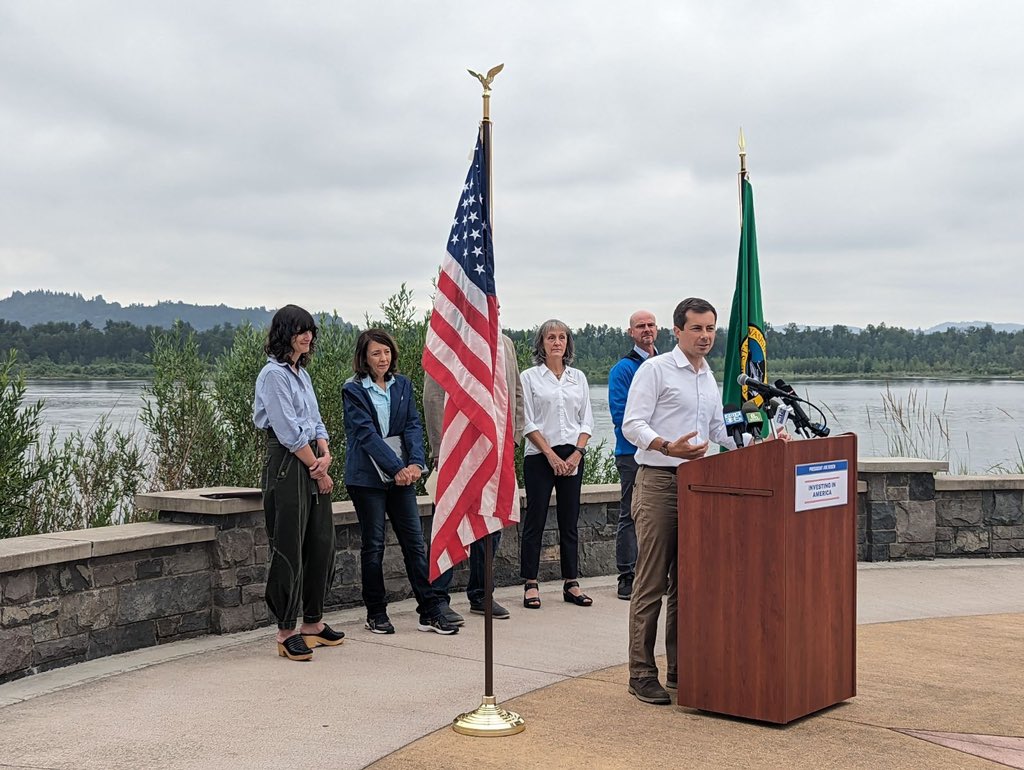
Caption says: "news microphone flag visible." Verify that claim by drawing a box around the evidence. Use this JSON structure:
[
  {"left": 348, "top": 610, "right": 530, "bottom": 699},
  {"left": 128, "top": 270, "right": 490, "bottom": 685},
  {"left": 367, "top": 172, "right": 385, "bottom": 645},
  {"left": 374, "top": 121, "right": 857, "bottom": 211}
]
[
  {"left": 423, "top": 126, "right": 518, "bottom": 582},
  {"left": 722, "top": 172, "right": 768, "bottom": 425}
]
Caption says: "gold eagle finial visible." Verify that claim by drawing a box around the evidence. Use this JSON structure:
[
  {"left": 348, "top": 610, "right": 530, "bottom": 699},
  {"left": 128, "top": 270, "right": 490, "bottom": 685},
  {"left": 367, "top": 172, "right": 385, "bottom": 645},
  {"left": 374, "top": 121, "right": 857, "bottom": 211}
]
[{"left": 467, "top": 64, "right": 504, "bottom": 93}]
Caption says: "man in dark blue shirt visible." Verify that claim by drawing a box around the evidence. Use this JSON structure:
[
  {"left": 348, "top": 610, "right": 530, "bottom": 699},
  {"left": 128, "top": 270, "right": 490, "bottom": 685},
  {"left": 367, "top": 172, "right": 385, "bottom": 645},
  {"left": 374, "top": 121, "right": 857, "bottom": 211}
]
[{"left": 607, "top": 310, "right": 658, "bottom": 600}]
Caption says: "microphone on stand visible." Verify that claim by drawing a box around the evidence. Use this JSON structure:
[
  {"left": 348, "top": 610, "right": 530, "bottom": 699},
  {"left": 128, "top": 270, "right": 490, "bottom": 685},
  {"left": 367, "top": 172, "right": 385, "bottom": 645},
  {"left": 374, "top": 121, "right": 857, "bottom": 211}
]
[
  {"left": 773, "top": 379, "right": 831, "bottom": 438},
  {"left": 722, "top": 403, "right": 747, "bottom": 449},
  {"left": 773, "top": 379, "right": 813, "bottom": 435},
  {"left": 764, "top": 397, "right": 788, "bottom": 439},
  {"left": 741, "top": 400, "right": 765, "bottom": 443},
  {"left": 737, "top": 374, "right": 801, "bottom": 402},
  {"left": 771, "top": 398, "right": 794, "bottom": 434}
]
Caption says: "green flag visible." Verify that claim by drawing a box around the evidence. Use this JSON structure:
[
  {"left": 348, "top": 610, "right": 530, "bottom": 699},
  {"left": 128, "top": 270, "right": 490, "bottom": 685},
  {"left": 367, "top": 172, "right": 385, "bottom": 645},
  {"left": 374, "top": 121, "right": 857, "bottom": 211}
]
[{"left": 721, "top": 175, "right": 767, "bottom": 418}]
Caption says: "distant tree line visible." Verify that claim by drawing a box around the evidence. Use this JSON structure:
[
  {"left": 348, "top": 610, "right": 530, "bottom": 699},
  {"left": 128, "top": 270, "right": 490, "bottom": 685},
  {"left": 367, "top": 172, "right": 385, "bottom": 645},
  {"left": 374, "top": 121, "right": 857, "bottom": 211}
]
[
  {"left": 1, "top": 290, "right": 287, "bottom": 330},
  {"left": 3, "top": 315, "right": 1023, "bottom": 381}
]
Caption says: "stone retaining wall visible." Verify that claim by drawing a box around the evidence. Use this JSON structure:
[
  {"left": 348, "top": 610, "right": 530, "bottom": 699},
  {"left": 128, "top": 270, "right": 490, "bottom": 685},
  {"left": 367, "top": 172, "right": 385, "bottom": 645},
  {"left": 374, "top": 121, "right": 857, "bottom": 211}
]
[
  {"left": 0, "top": 523, "right": 215, "bottom": 684},
  {"left": 857, "top": 459, "right": 1024, "bottom": 561},
  {"left": 2, "top": 464, "right": 1022, "bottom": 682}
]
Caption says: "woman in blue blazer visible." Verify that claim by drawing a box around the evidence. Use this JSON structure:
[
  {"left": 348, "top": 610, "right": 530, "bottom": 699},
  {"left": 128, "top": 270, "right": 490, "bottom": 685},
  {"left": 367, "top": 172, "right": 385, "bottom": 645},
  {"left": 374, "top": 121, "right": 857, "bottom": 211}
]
[{"left": 343, "top": 329, "right": 458, "bottom": 636}]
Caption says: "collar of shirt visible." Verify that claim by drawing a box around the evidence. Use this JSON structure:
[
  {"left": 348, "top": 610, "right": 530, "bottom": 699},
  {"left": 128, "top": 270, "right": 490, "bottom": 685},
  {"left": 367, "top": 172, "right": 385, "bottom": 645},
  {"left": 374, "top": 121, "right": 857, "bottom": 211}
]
[
  {"left": 361, "top": 375, "right": 392, "bottom": 396},
  {"left": 669, "top": 345, "right": 709, "bottom": 375},
  {"left": 633, "top": 345, "right": 657, "bottom": 360},
  {"left": 266, "top": 355, "right": 293, "bottom": 369},
  {"left": 541, "top": 364, "right": 577, "bottom": 383}
]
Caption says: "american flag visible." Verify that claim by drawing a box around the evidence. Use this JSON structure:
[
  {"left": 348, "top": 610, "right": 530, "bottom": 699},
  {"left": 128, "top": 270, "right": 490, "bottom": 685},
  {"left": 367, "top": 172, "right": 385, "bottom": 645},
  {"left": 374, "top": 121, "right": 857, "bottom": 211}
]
[{"left": 423, "top": 125, "right": 518, "bottom": 582}]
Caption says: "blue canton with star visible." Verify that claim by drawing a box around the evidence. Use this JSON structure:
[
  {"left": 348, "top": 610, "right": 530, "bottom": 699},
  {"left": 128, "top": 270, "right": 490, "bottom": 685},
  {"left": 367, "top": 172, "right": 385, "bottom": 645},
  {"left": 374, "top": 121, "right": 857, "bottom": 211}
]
[{"left": 447, "top": 135, "right": 495, "bottom": 296}]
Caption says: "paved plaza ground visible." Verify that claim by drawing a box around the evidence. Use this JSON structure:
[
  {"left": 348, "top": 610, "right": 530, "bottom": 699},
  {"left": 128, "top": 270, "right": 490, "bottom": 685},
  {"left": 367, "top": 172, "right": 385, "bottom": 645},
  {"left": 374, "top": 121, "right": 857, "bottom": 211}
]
[{"left": 1, "top": 559, "right": 1022, "bottom": 769}]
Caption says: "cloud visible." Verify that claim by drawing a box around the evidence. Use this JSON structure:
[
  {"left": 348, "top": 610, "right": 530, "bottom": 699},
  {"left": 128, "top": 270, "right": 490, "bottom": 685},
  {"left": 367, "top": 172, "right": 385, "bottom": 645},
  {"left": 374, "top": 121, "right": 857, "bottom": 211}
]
[{"left": 1, "top": 1, "right": 1022, "bottom": 332}]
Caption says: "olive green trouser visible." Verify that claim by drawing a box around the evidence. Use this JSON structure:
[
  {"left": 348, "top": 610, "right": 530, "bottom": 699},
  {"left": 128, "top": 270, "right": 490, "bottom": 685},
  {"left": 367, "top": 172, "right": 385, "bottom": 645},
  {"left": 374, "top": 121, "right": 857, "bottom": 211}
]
[{"left": 261, "top": 432, "right": 336, "bottom": 630}]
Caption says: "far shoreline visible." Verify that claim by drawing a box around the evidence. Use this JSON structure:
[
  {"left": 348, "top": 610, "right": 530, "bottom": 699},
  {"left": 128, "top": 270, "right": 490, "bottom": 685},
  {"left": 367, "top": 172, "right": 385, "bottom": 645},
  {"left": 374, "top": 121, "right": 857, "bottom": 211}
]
[{"left": 21, "top": 370, "right": 1024, "bottom": 385}]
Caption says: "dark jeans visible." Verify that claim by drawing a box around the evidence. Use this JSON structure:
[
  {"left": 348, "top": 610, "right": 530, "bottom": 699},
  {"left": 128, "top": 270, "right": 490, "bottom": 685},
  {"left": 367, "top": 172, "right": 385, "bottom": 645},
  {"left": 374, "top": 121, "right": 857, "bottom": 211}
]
[
  {"left": 261, "top": 434, "right": 336, "bottom": 630},
  {"left": 520, "top": 445, "right": 584, "bottom": 580},
  {"left": 348, "top": 484, "right": 444, "bottom": 620},
  {"left": 434, "top": 530, "right": 502, "bottom": 606},
  {"left": 615, "top": 454, "right": 639, "bottom": 579}
]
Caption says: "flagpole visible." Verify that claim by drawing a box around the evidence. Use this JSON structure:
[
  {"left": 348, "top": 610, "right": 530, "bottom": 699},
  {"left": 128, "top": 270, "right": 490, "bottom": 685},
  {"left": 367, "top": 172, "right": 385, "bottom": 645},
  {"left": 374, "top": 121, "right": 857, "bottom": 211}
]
[
  {"left": 738, "top": 126, "right": 747, "bottom": 225},
  {"left": 451, "top": 63, "right": 525, "bottom": 739}
]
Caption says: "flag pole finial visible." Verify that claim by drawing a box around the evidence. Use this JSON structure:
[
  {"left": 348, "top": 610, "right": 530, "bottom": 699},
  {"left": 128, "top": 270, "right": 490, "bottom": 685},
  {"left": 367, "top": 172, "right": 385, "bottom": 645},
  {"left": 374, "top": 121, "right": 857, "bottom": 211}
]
[
  {"left": 738, "top": 127, "right": 747, "bottom": 175},
  {"left": 467, "top": 64, "right": 504, "bottom": 122}
]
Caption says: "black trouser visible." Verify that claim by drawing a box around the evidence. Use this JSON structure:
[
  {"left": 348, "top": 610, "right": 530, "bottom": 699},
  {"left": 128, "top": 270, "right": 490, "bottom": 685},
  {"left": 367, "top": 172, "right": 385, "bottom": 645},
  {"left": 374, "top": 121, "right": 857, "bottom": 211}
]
[
  {"left": 615, "top": 454, "right": 639, "bottom": 579},
  {"left": 261, "top": 432, "right": 336, "bottom": 630},
  {"left": 348, "top": 484, "right": 444, "bottom": 620},
  {"left": 520, "top": 444, "right": 584, "bottom": 580}
]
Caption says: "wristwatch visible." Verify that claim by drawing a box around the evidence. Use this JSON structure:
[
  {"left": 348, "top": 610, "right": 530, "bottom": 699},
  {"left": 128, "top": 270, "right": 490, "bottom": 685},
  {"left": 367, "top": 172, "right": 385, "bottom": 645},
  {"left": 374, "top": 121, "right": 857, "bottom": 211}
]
[
  {"left": 658, "top": 440, "right": 670, "bottom": 456},
  {"left": 574, "top": 446, "right": 587, "bottom": 457}
]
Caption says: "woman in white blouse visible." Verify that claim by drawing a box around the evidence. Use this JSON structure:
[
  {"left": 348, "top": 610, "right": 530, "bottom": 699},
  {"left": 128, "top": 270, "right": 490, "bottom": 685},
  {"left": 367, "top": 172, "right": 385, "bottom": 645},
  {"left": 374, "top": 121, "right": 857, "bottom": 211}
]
[{"left": 519, "top": 319, "right": 595, "bottom": 609}]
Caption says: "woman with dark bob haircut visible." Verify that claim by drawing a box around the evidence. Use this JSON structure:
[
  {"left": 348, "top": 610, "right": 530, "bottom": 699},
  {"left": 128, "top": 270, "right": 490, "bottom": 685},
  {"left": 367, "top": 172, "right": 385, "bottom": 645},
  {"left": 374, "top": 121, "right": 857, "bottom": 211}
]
[
  {"left": 519, "top": 319, "right": 594, "bottom": 609},
  {"left": 343, "top": 329, "right": 459, "bottom": 636},
  {"left": 252, "top": 304, "right": 344, "bottom": 661}
]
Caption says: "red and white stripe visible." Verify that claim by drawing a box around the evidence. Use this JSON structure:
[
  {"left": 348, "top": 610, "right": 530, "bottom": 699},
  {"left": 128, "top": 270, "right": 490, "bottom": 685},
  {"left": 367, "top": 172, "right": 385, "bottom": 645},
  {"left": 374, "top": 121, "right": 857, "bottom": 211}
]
[{"left": 424, "top": 251, "right": 518, "bottom": 582}]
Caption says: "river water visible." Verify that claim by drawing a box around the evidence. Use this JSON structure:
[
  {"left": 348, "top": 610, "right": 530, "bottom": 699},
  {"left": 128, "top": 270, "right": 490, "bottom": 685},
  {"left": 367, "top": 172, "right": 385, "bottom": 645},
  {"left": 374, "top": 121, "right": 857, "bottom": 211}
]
[{"left": 24, "top": 378, "right": 1024, "bottom": 473}]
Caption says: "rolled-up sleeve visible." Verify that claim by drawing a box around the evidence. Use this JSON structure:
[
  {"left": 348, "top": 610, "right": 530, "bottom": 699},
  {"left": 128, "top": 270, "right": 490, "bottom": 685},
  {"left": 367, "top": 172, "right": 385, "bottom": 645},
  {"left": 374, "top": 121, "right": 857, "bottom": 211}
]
[
  {"left": 521, "top": 370, "right": 541, "bottom": 436},
  {"left": 307, "top": 372, "right": 329, "bottom": 442},
  {"left": 422, "top": 372, "right": 445, "bottom": 456},
  {"left": 576, "top": 372, "right": 594, "bottom": 437},
  {"left": 623, "top": 364, "right": 658, "bottom": 451}
]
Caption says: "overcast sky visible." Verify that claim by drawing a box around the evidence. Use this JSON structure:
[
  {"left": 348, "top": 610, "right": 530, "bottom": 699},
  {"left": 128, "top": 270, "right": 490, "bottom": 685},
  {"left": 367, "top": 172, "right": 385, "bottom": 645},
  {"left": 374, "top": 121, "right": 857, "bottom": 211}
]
[{"left": 1, "top": 2, "right": 1021, "bottom": 332}]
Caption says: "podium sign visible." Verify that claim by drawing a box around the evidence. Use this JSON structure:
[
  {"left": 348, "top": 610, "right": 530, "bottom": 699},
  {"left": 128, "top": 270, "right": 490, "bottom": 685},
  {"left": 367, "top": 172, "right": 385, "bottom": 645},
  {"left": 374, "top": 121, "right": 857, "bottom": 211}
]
[{"left": 675, "top": 434, "right": 857, "bottom": 724}]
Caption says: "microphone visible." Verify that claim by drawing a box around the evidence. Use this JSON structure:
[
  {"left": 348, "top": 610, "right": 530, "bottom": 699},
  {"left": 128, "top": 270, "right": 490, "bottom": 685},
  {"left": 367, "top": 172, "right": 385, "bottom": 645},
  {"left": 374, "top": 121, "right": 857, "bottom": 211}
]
[
  {"left": 772, "top": 399, "right": 794, "bottom": 433},
  {"left": 741, "top": 400, "right": 765, "bottom": 441},
  {"left": 722, "top": 403, "right": 746, "bottom": 448},
  {"left": 737, "top": 374, "right": 798, "bottom": 402},
  {"left": 773, "top": 379, "right": 813, "bottom": 433},
  {"left": 773, "top": 379, "right": 830, "bottom": 437},
  {"left": 764, "top": 397, "right": 786, "bottom": 438}
]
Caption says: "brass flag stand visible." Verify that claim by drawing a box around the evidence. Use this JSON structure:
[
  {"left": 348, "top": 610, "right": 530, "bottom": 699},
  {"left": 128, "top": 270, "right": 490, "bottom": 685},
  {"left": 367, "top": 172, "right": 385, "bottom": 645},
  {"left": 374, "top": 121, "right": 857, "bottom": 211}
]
[{"left": 451, "top": 64, "right": 525, "bottom": 738}]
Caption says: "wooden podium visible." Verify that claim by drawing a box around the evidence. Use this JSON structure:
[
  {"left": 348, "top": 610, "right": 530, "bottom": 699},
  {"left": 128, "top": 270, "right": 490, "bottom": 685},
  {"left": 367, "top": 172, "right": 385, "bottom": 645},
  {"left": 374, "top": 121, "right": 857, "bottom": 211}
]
[{"left": 675, "top": 434, "right": 857, "bottom": 724}]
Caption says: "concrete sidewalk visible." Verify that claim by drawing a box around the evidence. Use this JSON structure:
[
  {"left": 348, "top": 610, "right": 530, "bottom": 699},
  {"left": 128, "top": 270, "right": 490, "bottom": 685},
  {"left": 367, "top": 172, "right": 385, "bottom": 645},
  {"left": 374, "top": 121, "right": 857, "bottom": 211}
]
[{"left": 1, "top": 560, "right": 1022, "bottom": 770}]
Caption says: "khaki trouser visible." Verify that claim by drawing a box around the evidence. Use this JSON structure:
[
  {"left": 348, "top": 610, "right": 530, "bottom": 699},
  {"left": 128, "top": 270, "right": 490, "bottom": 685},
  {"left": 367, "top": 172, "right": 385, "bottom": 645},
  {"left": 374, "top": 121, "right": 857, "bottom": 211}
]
[{"left": 628, "top": 465, "right": 678, "bottom": 680}]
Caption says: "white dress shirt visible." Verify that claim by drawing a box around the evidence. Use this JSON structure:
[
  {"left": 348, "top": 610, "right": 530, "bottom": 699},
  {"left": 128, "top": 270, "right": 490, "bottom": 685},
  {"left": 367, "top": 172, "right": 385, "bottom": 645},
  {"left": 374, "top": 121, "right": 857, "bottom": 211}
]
[
  {"left": 520, "top": 364, "right": 594, "bottom": 456},
  {"left": 622, "top": 346, "right": 735, "bottom": 468}
]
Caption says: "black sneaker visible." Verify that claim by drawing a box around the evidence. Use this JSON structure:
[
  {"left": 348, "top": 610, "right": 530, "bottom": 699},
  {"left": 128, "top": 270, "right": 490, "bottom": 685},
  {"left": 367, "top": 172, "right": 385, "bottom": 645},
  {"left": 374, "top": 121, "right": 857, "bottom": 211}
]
[
  {"left": 628, "top": 676, "right": 671, "bottom": 705},
  {"left": 441, "top": 605, "right": 465, "bottom": 627},
  {"left": 666, "top": 674, "right": 678, "bottom": 691},
  {"left": 469, "top": 599, "right": 511, "bottom": 619},
  {"left": 617, "top": 574, "right": 634, "bottom": 601},
  {"left": 364, "top": 614, "right": 395, "bottom": 635},
  {"left": 418, "top": 613, "right": 460, "bottom": 635}
]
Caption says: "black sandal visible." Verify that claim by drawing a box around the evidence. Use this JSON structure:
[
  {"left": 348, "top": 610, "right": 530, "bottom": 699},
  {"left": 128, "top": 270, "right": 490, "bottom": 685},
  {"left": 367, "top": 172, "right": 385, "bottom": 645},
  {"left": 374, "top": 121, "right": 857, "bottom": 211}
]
[
  {"left": 563, "top": 580, "right": 593, "bottom": 607},
  {"left": 277, "top": 634, "right": 313, "bottom": 661},
  {"left": 302, "top": 623, "right": 346, "bottom": 648},
  {"left": 523, "top": 581, "right": 541, "bottom": 609}
]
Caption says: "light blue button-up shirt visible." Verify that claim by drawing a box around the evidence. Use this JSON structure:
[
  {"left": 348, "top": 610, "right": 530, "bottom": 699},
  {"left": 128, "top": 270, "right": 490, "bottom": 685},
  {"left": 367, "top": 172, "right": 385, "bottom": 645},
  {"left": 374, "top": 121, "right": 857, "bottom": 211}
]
[
  {"left": 253, "top": 357, "right": 329, "bottom": 452},
  {"left": 361, "top": 375, "right": 393, "bottom": 436}
]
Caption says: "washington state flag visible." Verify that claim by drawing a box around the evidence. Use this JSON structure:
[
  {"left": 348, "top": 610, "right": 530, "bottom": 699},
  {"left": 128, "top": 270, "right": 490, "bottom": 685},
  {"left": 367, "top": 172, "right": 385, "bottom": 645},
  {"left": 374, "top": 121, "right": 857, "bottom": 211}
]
[{"left": 721, "top": 175, "right": 767, "bottom": 413}]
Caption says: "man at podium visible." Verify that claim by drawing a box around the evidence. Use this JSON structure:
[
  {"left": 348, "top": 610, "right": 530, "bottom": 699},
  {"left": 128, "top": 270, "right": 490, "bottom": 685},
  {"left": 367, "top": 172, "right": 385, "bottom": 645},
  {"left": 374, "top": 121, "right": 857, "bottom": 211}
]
[{"left": 621, "top": 297, "right": 738, "bottom": 705}]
